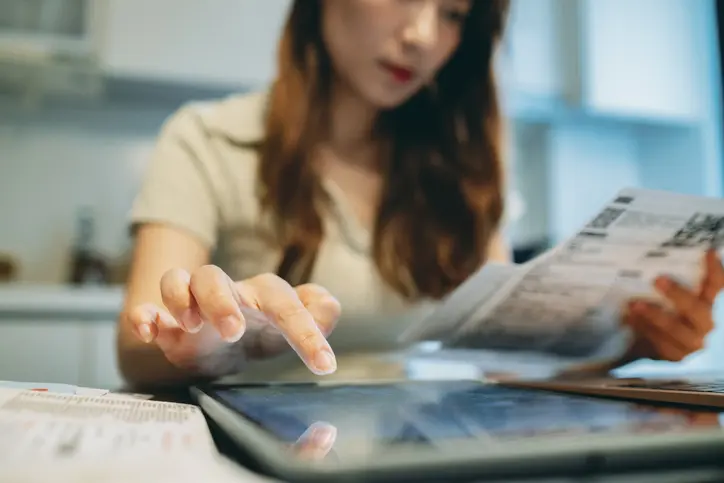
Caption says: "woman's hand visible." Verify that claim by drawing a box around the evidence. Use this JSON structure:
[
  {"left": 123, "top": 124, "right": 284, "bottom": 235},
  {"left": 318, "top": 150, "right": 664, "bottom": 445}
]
[
  {"left": 623, "top": 249, "right": 724, "bottom": 362},
  {"left": 127, "top": 265, "right": 340, "bottom": 377}
]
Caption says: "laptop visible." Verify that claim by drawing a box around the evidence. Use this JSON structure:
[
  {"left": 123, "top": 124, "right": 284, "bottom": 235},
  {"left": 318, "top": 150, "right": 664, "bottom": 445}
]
[
  {"left": 192, "top": 378, "right": 724, "bottom": 482},
  {"left": 501, "top": 374, "right": 724, "bottom": 409}
]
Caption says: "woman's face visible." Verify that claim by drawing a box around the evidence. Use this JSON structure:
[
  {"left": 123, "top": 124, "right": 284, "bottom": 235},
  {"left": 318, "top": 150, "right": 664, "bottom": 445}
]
[{"left": 322, "top": 0, "right": 471, "bottom": 109}]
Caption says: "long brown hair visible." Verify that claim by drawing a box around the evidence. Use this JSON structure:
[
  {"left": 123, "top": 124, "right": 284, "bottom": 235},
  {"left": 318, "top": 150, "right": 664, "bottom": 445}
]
[{"left": 259, "top": 0, "right": 510, "bottom": 300}]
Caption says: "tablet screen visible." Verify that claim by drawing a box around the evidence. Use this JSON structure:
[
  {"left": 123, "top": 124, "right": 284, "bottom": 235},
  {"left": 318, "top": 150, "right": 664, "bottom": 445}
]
[{"left": 208, "top": 380, "right": 722, "bottom": 460}]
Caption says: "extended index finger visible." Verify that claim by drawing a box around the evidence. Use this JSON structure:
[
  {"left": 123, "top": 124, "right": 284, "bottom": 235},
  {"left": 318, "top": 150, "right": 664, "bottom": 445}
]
[{"left": 239, "top": 274, "right": 337, "bottom": 375}]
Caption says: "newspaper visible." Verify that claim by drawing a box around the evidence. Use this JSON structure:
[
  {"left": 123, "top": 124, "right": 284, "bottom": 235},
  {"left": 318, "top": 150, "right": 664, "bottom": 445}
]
[
  {"left": 0, "top": 388, "right": 275, "bottom": 482},
  {"left": 0, "top": 454, "right": 276, "bottom": 483},
  {"left": 0, "top": 388, "right": 216, "bottom": 461},
  {"left": 0, "top": 380, "right": 155, "bottom": 400},
  {"left": 402, "top": 187, "right": 724, "bottom": 374},
  {"left": 402, "top": 262, "right": 525, "bottom": 343}
]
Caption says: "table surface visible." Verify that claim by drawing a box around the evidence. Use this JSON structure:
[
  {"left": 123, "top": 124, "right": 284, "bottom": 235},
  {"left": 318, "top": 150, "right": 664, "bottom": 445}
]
[{"left": 140, "top": 351, "right": 724, "bottom": 483}]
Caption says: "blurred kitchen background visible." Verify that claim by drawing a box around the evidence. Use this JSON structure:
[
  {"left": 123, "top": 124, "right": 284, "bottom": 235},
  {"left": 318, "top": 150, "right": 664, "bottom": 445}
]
[{"left": 0, "top": 0, "right": 722, "bottom": 389}]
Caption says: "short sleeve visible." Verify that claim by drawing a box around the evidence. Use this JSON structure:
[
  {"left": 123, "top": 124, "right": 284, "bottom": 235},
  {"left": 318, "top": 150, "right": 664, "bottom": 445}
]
[{"left": 130, "top": 106, "right": 219, "bottom": 248}]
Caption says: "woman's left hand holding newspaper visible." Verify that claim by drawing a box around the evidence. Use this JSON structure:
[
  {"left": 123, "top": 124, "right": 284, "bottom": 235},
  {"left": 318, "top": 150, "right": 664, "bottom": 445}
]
[{"left": 623, "top": 248, "right": 724, "bottom": 362}]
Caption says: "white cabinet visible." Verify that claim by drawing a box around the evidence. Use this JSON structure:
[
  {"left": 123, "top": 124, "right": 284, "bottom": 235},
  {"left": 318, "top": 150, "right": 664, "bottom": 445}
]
[
  {"left": 503, "top": 0, "right": 711, "bottom": 123},
  {"left": 544, "top": 122, "right": 640, "bottom": 243},
  {"left": 87, "top": 322, "right": 124, "bottom": 389},
  {"left": 501, "top": 0, "right": 579, "bottom": 104},
  {"left": 0, "top": 321, "right": 85, "bottom": 385},
  {"left": 0, "top": 286, "right": 125, "bottom": 389},
  {"left": 0, "top": 0, "right": 94, "bottom": 52},
  {"left": 95, "top": 0, "right": 290, "bottom": 88},
  {"left": 0, "top": 319, "right": 123, "bottom": 389},
  {"left": 579, "top": 0, "right": 705, "bottom": 121}
]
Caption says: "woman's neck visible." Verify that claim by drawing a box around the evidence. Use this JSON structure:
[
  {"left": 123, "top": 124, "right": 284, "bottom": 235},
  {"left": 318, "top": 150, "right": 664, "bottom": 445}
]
[
  {"left": 316, "top": 81, "right": 385, "bottom": 232},
  {"left": 325, "top": 81, "right": 379, "bottom": 167}
]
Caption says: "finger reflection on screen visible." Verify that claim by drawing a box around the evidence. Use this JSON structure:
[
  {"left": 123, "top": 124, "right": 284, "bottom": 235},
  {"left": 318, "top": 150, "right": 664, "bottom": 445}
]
[
  {"left": 293, "top": 421, "right": 338, "bottom": 461},
  {"left": 612, "top": 404, "right": 722, "bottom": 434},
  {"left": 686, "top": 412, "right": 721, "bottom": 427},
  {"left": 652, "top": 407, "right": 722, "bottom": 428}
]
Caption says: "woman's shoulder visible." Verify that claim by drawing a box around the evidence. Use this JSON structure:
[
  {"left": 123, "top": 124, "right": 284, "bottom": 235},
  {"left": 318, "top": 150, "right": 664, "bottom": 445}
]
[
  {"left": 134, "top": 90, "right": 270, "bottom": 241},
  {"left": 163, "top": 89, "right": 268, "bottom": 147}
]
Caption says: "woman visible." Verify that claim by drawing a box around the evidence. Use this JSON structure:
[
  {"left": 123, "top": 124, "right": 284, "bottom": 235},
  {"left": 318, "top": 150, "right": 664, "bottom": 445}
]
[{"left": 117, "top": 0, "right": 723, "bottom": 387}]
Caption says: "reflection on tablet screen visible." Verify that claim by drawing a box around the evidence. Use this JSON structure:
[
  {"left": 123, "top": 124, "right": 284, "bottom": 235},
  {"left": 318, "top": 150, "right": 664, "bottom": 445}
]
[{"left": 210, "top": 380, "right": 722, "bottom": 461}]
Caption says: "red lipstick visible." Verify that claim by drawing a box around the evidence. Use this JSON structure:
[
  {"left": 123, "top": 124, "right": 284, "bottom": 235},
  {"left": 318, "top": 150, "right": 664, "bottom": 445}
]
[{"left": 380, "top": 61, "right": 415, "bottom": 83}]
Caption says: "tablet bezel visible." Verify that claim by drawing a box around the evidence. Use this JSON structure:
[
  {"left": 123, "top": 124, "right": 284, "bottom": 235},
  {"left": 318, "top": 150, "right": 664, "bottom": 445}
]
[{"left": 191, "top": 380, "right": 724, "bottom": 482}]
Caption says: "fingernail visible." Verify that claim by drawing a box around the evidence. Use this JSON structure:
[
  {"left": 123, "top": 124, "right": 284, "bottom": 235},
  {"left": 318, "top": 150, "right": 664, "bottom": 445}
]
[
  {"left": 313, "top": 350, "right": 337, "bottom": 375},
  {"left": 180, "top": 309, "right": 202, "bottom": 333},
  {"left": 219, "top": 314, "right": 244, "bottom": 342},
  {"left": 138, "top": 323, "right": 153, "bottom": 343},
  {"left": 309, "top": 426, "right": 336, "bottom": 447}
]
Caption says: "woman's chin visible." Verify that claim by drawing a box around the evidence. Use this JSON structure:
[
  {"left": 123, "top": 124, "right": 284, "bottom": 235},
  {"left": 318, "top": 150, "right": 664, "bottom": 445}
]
[{"left": 362, "top": 86, "right": 422, "bottom": 111}]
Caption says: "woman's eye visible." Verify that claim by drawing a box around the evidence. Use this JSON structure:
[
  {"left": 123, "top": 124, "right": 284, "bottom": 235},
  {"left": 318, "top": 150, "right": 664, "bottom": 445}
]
[{"left": 442, "top": 9, "right": 468, "bottom": 24}]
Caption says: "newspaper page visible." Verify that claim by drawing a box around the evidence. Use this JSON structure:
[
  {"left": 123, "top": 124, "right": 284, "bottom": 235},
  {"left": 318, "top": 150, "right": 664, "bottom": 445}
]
[
  {"left": 0, "top": 388, "right": 280, "bottom": 482},
  {"left": 0, "top": 388, "right": 216, "bottom": 462},
  {"left": 405, "top": 187, "right": 724, "bottom": 373},
  {"left": 401, "top": 262, "right": 524, "bottom": 343},
  {"left": 1, "top": 454, "right": 276, "bottom": 483}
]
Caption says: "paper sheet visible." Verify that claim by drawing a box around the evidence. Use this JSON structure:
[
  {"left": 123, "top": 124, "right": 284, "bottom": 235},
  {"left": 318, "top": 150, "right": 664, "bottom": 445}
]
[
  {"left": 0, "top": 381, "right": 81, "bottom": 395},
  {"left": 0, "top": 387, "right": 275, "bottom": 481},
  {"left": 400, "top": 262, "right": 524, "bottom": 343},
  {"left": 0, "top": 453, "right": 276, "bottom": 483},
  {"left": 0, "top": 388, "right": 215, "bottom": 460},
  {"left": 404, "top": 187, "right": 724, "bottom": 376},
  {"left": 0, "top": 380, "right": 156, "bottom": 400}
]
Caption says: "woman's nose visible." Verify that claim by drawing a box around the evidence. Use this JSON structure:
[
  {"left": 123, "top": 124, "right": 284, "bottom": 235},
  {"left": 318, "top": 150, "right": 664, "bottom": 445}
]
[{"left": 401, "top": 1, "right": 439, "bottom": 52}]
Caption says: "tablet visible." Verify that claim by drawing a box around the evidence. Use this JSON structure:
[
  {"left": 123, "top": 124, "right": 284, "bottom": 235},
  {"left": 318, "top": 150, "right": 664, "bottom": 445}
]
[{"left": 191, "top": 380, "right": 724, "bottom": 482}]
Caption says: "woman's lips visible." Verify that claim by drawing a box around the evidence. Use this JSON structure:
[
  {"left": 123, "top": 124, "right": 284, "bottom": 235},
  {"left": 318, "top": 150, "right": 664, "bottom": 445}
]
[{"left": 380, "top": 61, "right": 415, "bottom": 84}]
